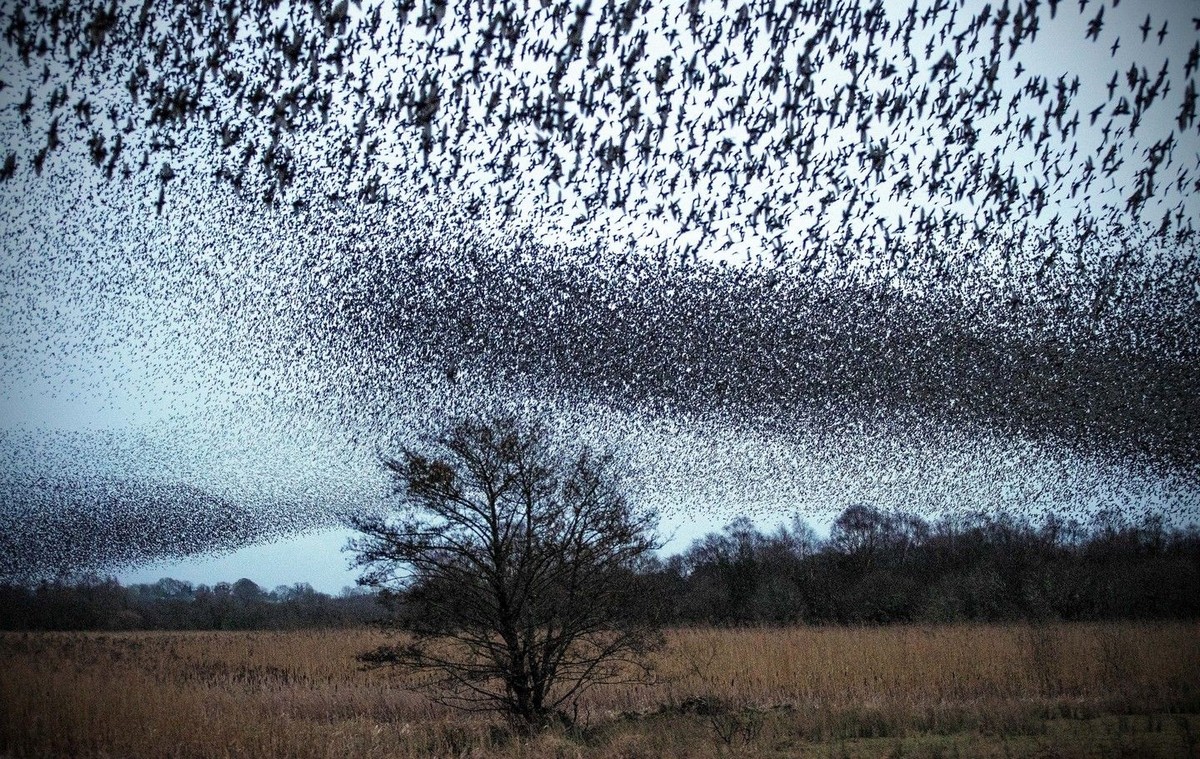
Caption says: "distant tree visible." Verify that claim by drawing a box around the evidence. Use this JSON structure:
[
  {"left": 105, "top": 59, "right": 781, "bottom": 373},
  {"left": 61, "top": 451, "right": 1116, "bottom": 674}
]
[
  {"left": 830, "top": 503, "right": 890, "bottom": 569},
  {"left": 681, "top": 517, "right": 771, "bottom": 622},
  {"left": 349, "top": 414, "right": 662, "bottom": 731},
  {"left": 778, "top": 513, "right": 820, "bottom": 560},
  {"left": 231, "top": 578, "right": 263, "bottom": 602},
  {"left": 151, "top": 577, "right": 194, "bottom": 599}
]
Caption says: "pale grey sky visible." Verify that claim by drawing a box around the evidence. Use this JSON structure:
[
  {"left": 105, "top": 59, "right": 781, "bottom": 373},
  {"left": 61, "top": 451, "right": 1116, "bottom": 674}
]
[{"left": 3, "top": 0, "right": 1198, "bottom": 589}]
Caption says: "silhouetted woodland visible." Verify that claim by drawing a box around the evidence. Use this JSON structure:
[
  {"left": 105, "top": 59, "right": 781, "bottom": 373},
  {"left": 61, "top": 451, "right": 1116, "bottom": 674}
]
[
  {"left": 645, "top": 506, "right": 1200, "bottom": 625},
  {"left": 0, "top": 576, "right": 379, "bottom": 631},
  {"left": 2, "top": 506, "right": 1197, "bottom": 631}
]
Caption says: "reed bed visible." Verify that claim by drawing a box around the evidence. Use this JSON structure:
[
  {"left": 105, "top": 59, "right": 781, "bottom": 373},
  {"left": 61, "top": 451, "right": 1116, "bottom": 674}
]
[{"left": 2, "top": 622, "right": 1198, "bottom": 758}]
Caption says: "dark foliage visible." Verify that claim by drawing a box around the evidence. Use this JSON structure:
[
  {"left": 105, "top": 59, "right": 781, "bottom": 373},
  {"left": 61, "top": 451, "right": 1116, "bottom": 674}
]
[
  {"left": 0, "top": 576, "right": 379, "bottom": 631},
  {"left": 4, "top": 505, "right": 1196, "bottom": 633},
  {"left": 647, "top": 505, "right": 1200, "bottom": 626}
]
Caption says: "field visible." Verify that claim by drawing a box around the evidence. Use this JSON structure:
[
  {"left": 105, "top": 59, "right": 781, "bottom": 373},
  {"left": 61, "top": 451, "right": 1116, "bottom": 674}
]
[{"left": 2, "top": 623, "right": 1199, "bottom": 758}]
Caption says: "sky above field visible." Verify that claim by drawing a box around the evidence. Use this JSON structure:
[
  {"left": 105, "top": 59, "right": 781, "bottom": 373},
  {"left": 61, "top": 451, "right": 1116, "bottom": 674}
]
[{"left": 1, "top": 0, "right": 1199, "bottom": 589}]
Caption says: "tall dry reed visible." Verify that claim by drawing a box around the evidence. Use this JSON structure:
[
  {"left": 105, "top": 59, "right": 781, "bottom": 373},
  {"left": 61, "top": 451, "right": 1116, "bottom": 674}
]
[{"left": 2, "top": 622, "right": 1197, "bottom": 758}]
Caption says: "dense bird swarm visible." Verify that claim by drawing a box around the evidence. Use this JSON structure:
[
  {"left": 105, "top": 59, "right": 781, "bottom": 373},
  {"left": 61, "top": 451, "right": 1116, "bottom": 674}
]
[{"left": 0, "top": 0, "right": 1197, "bottom": 580}]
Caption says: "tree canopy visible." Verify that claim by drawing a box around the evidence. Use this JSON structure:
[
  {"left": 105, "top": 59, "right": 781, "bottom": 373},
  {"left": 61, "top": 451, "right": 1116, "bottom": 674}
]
[{"left": 350, "top": 414, "right": 661, "bottom": 729}]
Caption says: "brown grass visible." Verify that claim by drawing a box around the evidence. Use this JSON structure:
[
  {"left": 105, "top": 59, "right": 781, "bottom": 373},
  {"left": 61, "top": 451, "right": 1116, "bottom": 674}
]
[{"left": 2, "top": 622, "right": 1198, "bottom": 758}]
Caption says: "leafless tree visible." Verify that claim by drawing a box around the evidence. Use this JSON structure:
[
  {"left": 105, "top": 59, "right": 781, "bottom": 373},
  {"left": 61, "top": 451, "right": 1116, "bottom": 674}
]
[{"left": 349, "top": 414, "right": 663, "bottom": 731}]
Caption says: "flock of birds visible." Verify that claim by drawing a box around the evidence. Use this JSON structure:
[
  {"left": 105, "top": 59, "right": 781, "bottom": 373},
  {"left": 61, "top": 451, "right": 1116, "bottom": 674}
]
[
  {"left": 0, "top": 0, "right": 1198, "bottom": 579},
  {"left": 2, "top": 0, "right": 1199, "bottom": 266}
]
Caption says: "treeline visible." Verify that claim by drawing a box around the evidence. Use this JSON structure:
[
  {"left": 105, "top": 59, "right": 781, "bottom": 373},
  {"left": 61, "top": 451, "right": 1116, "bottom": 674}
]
[
  {"left": 0, "top": 577, "right": 380, "bottom": 631},
  {"left": 4, "top": 506, "right": 1199, "bottom": 630},
  {"left": 640, "top": 506, "right": 1200, "bottom": 625}
]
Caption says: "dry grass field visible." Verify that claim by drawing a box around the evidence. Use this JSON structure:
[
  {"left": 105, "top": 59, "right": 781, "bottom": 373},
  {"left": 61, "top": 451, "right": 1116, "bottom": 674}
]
[{"left": 2, "top": 622, "right": 1199, "bottom": 758}]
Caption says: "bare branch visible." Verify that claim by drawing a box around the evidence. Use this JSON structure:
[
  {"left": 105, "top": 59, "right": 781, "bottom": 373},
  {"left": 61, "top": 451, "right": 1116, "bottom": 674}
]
[{"left": 349, "top": 413, "right": 663, "bottom": 729}]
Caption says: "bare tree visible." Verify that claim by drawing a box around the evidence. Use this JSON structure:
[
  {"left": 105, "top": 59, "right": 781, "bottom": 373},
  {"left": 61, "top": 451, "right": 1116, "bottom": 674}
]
[{"left": 349, "top": 414, "right": 663, "bottom": 731}]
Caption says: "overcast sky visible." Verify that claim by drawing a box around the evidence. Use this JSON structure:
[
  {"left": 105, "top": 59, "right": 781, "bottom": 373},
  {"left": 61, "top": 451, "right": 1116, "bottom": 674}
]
[{"left": 2, "top": 0, "right": 1198, "bottom": 590}]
